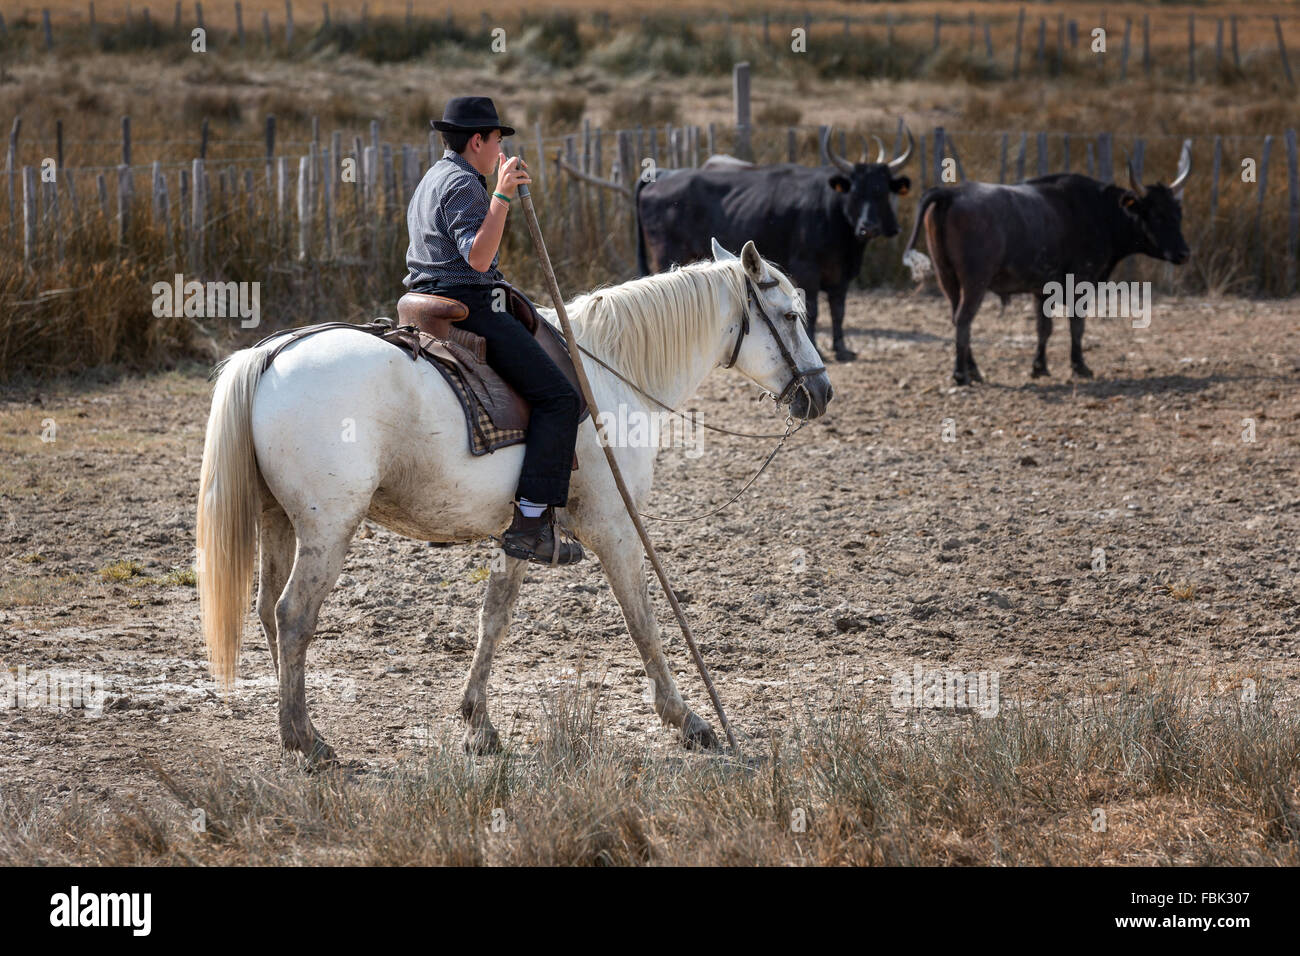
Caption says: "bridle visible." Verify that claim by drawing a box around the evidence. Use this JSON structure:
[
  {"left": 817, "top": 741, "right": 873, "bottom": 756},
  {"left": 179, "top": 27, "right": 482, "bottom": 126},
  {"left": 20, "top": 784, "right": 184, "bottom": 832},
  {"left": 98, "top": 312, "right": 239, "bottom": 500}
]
[{"left": 724, "top": 275, "right": 827, "bottom": 408}]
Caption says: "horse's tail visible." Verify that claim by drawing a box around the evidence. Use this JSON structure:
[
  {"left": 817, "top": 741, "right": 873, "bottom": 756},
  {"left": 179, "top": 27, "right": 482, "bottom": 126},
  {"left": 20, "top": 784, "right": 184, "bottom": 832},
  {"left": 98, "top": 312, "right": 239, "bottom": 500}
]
[{"left": 197, "top": 346, "right": 267, "bottom": 690}]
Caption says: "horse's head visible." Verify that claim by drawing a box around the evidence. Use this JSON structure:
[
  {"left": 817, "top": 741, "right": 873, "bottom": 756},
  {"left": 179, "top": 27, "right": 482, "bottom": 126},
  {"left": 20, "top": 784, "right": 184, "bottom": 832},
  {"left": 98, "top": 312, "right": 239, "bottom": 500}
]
[{"left": 711, "top": 238, "right": 834, "bottom": 421}]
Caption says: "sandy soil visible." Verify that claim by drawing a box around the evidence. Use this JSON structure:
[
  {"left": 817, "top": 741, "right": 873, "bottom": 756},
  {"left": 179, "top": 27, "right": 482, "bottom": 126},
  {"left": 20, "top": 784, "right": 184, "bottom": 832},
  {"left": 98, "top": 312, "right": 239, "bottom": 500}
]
[{"left": 2, "top": 290, "right": 1298, "bottom": 806}]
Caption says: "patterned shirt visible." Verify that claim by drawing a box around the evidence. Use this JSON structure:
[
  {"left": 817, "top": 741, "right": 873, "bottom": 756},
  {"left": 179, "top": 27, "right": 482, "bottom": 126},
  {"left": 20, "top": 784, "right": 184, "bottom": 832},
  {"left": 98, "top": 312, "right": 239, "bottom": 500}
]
[{"left": 404, "top": 148, "right": 503, "bottom": 290}]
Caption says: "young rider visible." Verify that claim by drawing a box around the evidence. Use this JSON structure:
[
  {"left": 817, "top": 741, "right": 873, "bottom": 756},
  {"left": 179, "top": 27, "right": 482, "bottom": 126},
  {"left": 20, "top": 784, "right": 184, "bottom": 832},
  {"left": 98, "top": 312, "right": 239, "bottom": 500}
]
[{"left": 404, "top": 96, "right": 584, "bottom": 566}]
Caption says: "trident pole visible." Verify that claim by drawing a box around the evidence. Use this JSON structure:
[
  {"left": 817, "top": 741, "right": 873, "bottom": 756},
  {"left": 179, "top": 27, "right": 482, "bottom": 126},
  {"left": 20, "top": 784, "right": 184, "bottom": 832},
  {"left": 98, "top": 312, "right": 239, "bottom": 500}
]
[{"left": 512, "top": 169, "right": 739, "bottom": 756}]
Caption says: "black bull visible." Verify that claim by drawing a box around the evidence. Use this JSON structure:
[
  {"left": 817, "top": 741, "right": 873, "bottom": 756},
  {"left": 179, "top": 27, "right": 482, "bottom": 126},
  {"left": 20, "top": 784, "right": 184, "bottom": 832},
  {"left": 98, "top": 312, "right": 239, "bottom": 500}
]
[
  {"left": 635, "top": 128, "right": 913, "bottom": 363},
  {"left": 901, "top": 140, "right": 1193, "bottom": 385}
]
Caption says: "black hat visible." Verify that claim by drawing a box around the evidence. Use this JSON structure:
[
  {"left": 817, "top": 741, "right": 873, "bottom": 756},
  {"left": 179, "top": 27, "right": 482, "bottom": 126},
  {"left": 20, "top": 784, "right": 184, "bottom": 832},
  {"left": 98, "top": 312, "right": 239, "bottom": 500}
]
[{"left": 431, "top": 96, "right": 515, "bottom": 137}]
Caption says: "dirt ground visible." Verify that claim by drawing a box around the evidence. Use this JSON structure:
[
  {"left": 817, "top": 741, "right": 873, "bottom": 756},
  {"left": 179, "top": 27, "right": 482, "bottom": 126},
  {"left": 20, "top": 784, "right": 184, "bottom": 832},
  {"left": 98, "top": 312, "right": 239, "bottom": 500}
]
[{"left": 2, "top": 289, "right": 1298, "bottom": 808}]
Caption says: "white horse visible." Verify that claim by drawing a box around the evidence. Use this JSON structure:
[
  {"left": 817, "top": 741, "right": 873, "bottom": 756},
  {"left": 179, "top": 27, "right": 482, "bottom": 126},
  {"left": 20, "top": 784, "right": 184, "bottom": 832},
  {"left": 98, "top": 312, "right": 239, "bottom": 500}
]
[{"left": 196, "top": 239, "right": 833, "bottom": 764}]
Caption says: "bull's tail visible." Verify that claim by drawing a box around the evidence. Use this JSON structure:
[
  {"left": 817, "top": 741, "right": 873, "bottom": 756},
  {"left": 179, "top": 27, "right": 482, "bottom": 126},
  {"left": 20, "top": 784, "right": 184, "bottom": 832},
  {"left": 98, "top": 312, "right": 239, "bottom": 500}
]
[
  {"left": 901, "top": 189, "right": 953, "bottom": 282},
  {"left": 196, "top": 346, "right": 267, "bottom": 690},
  {"left": 634, "top": 176, "right": 651, "bottom": 277}
]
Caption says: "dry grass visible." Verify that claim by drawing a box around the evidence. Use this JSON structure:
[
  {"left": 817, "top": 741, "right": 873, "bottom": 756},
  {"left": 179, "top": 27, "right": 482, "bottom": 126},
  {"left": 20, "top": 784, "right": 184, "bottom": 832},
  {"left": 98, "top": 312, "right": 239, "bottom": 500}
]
[{"left": 2, "top": 669, "right": 1296, "bottom": 865}]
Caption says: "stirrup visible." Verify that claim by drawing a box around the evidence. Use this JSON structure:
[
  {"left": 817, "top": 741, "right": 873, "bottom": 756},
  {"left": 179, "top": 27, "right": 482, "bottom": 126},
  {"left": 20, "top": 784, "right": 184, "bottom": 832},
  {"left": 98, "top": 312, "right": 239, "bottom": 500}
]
[{"left": 500, "top": 506, "right": 584, "bottom": 567}]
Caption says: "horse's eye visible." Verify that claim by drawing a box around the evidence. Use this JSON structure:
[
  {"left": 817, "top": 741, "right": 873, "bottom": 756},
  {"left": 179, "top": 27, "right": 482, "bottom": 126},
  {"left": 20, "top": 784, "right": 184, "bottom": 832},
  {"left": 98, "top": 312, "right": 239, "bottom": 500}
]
[{"left": 784, "top": 311, "right": 799, "bottom": 322}]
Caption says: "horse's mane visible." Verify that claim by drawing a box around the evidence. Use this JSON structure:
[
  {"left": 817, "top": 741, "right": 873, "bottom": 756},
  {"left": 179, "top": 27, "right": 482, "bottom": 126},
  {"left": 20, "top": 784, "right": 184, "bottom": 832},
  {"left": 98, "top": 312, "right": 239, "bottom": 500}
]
[{"left": 559, "top": 258, "right": 752, "bottom": 400}]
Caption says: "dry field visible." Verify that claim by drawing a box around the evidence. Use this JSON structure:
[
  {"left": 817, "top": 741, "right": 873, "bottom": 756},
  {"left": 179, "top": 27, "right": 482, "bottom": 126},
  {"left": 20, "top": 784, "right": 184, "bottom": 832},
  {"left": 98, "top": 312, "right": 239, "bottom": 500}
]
[{"left": 2, "top": 289, "right": 1298, "bottom": 864}]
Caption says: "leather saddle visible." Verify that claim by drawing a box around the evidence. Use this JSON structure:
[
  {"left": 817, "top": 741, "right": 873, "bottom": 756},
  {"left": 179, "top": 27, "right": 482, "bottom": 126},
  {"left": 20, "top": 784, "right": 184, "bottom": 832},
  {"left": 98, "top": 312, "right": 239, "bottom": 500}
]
[{"left": 396, "top": 281, "right": 589, "bottom": 436}]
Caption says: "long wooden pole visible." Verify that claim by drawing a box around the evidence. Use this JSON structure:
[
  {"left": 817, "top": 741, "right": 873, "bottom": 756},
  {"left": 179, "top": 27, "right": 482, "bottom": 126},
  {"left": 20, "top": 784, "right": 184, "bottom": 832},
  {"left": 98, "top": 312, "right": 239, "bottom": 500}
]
[{"left": 513, "top": 175, "right": 739, "bottom": 755}]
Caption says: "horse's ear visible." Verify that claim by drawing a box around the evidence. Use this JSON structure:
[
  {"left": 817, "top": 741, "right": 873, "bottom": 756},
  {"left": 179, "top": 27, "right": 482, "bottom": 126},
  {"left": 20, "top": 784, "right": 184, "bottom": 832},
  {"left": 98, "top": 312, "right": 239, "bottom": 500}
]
[
  {"left": 711, "top": 237, "right": 736, "bottom": 261},
  {"left": 741, "top": 240, "right": 765, "bottom": 281}
]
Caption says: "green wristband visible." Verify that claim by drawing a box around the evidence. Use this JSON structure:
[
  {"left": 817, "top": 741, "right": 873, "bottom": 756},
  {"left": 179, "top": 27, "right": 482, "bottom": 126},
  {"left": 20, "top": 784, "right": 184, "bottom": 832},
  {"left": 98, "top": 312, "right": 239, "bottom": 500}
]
[{"left": 492, "top": 191, "right": 512, "bottom": 204}]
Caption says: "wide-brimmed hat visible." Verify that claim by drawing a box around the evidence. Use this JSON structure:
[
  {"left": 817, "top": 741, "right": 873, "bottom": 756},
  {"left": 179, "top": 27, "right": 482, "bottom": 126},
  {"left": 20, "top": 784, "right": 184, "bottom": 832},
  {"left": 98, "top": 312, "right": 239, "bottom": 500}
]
[{"left": 431, "top": 96, "right": 515, "bottom": 137}]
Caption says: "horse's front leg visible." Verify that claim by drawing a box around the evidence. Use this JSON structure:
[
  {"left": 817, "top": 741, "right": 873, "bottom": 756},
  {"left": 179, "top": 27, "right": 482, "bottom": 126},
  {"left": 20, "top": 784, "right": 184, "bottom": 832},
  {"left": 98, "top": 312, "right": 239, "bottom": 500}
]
[
  {"left": 459, "top": 554, "right": 528, "bottom": 754},
  {"left": 589, "top": 524, "right": 719, "bottom": 750}
]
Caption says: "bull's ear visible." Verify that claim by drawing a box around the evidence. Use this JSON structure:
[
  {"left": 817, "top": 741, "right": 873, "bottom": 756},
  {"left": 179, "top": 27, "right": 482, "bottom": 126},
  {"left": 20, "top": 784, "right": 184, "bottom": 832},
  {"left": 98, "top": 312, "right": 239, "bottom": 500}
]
[
  {"left": 891, "top": 176, "right": 911, "bottom": 196},
  {"left": 1121, "top": 192, "right": 1138, "bottom": 209},
  {"left": 710, "top": 237, "right": 737, "bottom": 261},
  {"left": 828, "top": 174, "right": 850, "bottom": 193}
]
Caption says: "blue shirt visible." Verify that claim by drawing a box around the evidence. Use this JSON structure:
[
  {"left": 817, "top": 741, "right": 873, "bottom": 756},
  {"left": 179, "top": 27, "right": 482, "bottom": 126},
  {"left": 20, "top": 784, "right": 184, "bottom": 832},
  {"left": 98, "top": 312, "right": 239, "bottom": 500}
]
[{"left": 404, "top": 149, "right": 503, "bottom": 290}]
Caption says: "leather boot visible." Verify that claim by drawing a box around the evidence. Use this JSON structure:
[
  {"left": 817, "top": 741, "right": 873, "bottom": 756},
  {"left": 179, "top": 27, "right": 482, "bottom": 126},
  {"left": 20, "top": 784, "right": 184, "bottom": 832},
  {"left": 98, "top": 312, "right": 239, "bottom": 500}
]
[{"left": 501, "top": 503, "right": 585, "bottom": 566}]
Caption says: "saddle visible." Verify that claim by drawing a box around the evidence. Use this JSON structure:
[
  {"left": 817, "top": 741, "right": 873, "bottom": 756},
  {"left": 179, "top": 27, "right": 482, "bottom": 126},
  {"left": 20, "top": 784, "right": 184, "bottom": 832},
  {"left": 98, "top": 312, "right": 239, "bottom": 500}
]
[
  {"left": 395, "top": 281, "right": 590, "bottom": 434},
  {"left": 253, "top": 281, "right": 588, "bottom": 462}
]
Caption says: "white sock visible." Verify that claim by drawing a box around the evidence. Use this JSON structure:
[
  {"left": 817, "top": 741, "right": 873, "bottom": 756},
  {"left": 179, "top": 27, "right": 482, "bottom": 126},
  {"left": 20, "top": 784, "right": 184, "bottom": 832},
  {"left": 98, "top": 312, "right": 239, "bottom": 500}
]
[{"left": 518, "top": 498, "right": 547, "bottom": 518}]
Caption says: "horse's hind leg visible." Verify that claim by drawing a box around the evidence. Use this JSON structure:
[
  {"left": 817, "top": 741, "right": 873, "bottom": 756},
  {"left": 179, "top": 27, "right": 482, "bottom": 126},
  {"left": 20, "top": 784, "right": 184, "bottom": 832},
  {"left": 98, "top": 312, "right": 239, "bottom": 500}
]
[
  {"left": 274, "top": 512, "right": 362, "bottom": 765},
  {"left": 460, "top": 555, "right": 528, "bottom": 754},
  {"left": 256, "top": 497, "right": 295, "bottom": 676}
]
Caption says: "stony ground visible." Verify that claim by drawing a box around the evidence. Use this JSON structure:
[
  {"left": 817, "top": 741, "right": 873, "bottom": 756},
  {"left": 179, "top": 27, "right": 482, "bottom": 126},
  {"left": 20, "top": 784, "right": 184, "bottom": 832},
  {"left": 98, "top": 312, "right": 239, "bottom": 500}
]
[{"left": 2, "top": 290, "right": 1298, "bottom": 809}]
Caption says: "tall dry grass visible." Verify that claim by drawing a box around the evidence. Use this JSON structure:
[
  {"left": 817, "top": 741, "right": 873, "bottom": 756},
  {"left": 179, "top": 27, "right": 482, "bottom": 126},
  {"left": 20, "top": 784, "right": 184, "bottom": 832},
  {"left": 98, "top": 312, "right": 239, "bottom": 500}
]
[{"left": 2, "top": 669, "right": 1297, "bottom": 865}]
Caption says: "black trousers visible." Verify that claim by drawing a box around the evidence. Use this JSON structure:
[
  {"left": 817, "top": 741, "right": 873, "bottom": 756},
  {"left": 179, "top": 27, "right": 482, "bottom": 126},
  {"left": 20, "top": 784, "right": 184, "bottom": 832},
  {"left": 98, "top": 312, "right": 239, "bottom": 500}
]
[{"left": 415, "top": 281, "right": 581, "bottom": 507}]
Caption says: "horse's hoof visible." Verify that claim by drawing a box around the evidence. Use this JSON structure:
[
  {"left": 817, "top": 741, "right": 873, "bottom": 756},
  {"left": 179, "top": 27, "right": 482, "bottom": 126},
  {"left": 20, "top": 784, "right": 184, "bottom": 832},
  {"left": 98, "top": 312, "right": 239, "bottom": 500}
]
[
  {"left": 833, "top": 345, "right": 858, "bottom": 363},
  {"left": 681, "top": 713, "right": 720, "bottom": 751},
  {"left": 463, "top": 726, "right": 502, "bottom": 755},
  {"left": 305, "top": 737, "right": 338, "bottom": 770},
  {"left": 1031, "top": 364, "right": 1050, "bottom": 379},
  {"left": 952, "top": 372, "right": 971, "bottom": 387},
  {"left": 969, "top": 365, "right": 984, "bottom": 383},
  {"left": 1072, "top": 363, "right": 1094, "bottom": 379}
]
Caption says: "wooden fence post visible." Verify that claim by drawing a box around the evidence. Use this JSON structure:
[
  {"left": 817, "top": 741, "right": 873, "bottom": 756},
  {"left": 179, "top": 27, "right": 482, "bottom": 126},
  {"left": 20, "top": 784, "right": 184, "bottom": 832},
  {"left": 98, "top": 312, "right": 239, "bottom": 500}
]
[
  {"left": 7, "top": 117, "right": 20, "bottom": 242},
  {"left": 117, "top": 164, "right": 132, "bottom": 248},
  {"left": 235, "top": 1, "right": 244, "bottom": 46},
  {"left": 285, "top": 0, "right": 294, "bottom": 48},
  {"left": 933, "top": 127, "right": 945, "bottom": 185},
  {"left": 191, "top": 158, "right": 204, "bottom": 270},
  {"left": 733, "top": 62, "right": 752, "bottom": 161},
  {"left": 42, "top": 9, "right": 53, "bottom": 51},
  {"left": 1275, "top": 16, "right": 1295, "bottom": 86},
  {"left": 1013, "top": 7, "right": 1025, "bottom": 79},
  {"left": 1036, "top": 131, "right": 1048, "bottom": 176},
  {"left": 1231, "top": 15, "right": 1240, "bottom": 70},
  {"left": 1254, "top": 136, "right": 1274, "bottom": 290},
  {"left": 1120, "top": 18, "right": 1132, "bottom": 80},
  {"left": 998, "top": 132, "right": 1008, "bottom": 183},
  {"left": 1286, "top": 128, "right": 1299, "bottom": 293},
  {"left": 1015, "top": 132, "right": 1027, "bottom": 181},
  {"left": 1188, "top": 14, "right": 1195, "bottom": 84},
  {"left": 1097, "top": 132, "right": 1113, "bottom": 183},
  {"left": 1209, "top": 135, "right": 1223, "bottom": 242},
  {"left": 297, "top": 154, "right": 311, "bottom": 260},
  {"left": 1142, "top": 15, "right": 1151, "bottom": 76},
  {"left": 22, "top": 166, "right": 36, "bottom": 268}
]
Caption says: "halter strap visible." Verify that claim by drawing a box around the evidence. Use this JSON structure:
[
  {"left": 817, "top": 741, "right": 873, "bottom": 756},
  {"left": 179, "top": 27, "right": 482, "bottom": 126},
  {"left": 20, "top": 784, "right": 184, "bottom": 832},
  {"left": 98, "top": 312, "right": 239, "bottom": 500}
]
[{"left": 724, "top": 274, "right": 827, "bottom": 407}]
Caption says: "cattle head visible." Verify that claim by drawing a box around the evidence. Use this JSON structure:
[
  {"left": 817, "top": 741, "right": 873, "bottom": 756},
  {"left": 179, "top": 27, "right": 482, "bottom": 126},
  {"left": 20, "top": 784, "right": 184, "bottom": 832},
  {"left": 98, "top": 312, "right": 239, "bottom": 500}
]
[
  {"left": 822, "top": 125, "right": 914, "bottom": 241},
  {"left": 1121, "top": 139, "right": 1192, "bottom": 265},
  {"left": 711, "top": 238, "right": 833, "bottom": 420}
]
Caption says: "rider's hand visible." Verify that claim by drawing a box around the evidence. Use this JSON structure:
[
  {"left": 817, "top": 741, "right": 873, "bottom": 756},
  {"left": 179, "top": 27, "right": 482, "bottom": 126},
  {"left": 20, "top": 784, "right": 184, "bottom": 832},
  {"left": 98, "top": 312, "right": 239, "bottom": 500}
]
[{"left": 494, "top": 154, "right": 532, "bottom": 199}]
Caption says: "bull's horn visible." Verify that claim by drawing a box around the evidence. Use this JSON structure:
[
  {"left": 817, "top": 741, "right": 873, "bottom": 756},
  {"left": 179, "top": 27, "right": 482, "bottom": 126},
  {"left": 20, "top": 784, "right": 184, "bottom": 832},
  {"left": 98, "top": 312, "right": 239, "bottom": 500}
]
[
  {"left": 858, "top": 136, "right": 872, "bottom": 164},
  {"left": 1127, "top": 160, "right": 1147, "bottom": 198},
  {"left": 822, "top": 126, "right": 854, "bottom": 174},
  {"left": 872, "top": 135, "right": 886, "bottom": 164},
  {"left": 1169, "top": 139, "right": 1192, "bottom": 193},
  {"left": 888, "top": 125, "right": 914, "bottom": 172}
]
